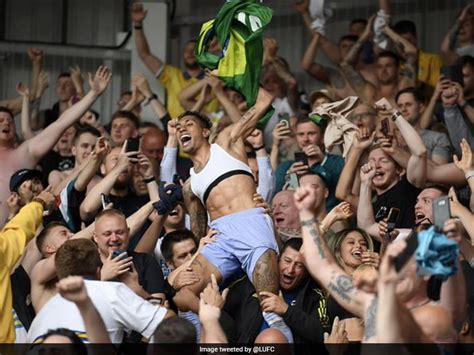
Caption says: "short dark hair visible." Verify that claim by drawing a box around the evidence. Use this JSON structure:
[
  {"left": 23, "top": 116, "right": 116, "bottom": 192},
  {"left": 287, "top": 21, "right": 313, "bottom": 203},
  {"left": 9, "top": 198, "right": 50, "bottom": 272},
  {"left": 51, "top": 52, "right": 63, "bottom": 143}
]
[
  {"left": 393, "top": 20, "right": 417, "bottom": 38},
  {"left": 73, "top": 124, "right": 101, "bottom": 144},
  {"left": 177, "top": 111, "right": 212, "bottom": 129},
  {"left": 154, "top": 317, "right": 196, "bottom": 343},
  {"left": 395, "top": 87, "right": 426, "bottom": 104},
  {"left": 339, "top": 34, "right": 359, "bottom": 44},
  {"left": 37, "top": 328, "right": 87, "bottom": 352},
  {"left": 457, "top": 55, "right": 474, "bottom": 68},
  {"left": 58, "top": 72, "right": 71, "bottom": 80},
  {"left": 0, "top": 106, "right": 14, "bottom": 119},
  {"left": 36, "top": 221, "right": 69, "bottom": 257},
  {"left": 161, "top": 229, "right": 197, "bottom": 262},
  {"left": 424, "top": 184, "right": 449, "bottom": 196},
  {"left": 55, "top": 239, "right": 101, "bottom": 280},
  {"left": 295, "top": 116, "right": 322, "bottom": 130},
  {"left": 111, "top": 110, "right": 139, "bottom": 129},
  {"left": 350, "top": 18, "right": 368, "bottom": 27},
  {"left": 377, "top": 50, "right": 400, "bottom": 67},
  {"left": 282, "top": 238, "right": 303, "bottom": 254}
]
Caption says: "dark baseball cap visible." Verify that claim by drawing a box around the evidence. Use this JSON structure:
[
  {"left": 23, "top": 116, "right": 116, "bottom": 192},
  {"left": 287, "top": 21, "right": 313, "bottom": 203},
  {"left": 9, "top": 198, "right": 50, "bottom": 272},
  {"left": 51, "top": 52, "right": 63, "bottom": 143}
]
[{"left": 9, "top": 169, "right": 43, "bottom": 192}]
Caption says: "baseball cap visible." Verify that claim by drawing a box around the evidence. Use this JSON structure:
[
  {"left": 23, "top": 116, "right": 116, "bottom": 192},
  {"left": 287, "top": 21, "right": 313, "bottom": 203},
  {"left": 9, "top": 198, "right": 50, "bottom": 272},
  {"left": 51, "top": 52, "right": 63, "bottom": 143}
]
[
  {"left": 309, "top": 89, "right": 333, "bottom": 106},
  {"left": 9, "top": 169, "right": 43, "bottom": 192}
]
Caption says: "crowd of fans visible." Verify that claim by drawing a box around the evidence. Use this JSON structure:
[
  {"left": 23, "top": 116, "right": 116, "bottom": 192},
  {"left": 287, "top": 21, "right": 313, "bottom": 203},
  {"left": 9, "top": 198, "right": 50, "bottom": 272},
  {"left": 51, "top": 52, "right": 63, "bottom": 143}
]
[{"left": 2, "top": 0, "right": 474, "bottom": 352}]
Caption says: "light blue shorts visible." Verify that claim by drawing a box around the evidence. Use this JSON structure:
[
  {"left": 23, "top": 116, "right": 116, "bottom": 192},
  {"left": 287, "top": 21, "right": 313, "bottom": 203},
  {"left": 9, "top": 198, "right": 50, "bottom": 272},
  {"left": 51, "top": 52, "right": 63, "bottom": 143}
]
[{"left": 201, "top": 208, "right": 279, "bottom": 282}]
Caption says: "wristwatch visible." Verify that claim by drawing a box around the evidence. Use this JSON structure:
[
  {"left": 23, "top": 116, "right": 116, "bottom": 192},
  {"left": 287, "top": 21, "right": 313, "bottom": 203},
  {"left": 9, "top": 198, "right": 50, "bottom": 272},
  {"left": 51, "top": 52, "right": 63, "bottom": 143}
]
[{"left": 145, "top": 93, "right": 158, "bottom": 105}]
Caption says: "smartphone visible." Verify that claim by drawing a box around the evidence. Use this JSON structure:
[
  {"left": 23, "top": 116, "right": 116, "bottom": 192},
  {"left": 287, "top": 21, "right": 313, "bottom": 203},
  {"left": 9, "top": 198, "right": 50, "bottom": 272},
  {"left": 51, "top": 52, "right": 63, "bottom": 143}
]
[
  {"left": 101, "top": 193, "right": 110, "bottom": 209},
  {"left": 433, "top": 196, "right": 451, "bottom": 231},
  {"left": 288, "top": 173, "right": 299, "bottom": 189},
  {"left": 441, "top": 64, "right": 464, "bottom": 86},
  {"left": 112, "top": 249, "right": 132, "bottom": 271},
  {"left": 384, "top": 207, "right": 400, "bottom": 242},
  {"left": 126, "top": 137, "right": 140, "bottom": 153},
  {"left": 394, "top": 230, "right": 419, "bottom": 272},
  {"left": 112, "top": 249, "right": 127, "bottom": 259},
  {"left": 294, "top": 152, "right": 308, "bottom": 166},
  {"left": 380, "top": 117, "right": 390, "bottom": 136},
  {"left": 278, "top": 112, "right": 290, "bottom": 128}
]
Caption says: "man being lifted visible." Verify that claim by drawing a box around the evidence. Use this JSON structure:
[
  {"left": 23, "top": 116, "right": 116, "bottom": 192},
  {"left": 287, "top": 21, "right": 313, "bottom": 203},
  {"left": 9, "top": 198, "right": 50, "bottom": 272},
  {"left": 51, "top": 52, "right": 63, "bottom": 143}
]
[{"left": 171, "top": 88, "right": 293, "bottom": 342}]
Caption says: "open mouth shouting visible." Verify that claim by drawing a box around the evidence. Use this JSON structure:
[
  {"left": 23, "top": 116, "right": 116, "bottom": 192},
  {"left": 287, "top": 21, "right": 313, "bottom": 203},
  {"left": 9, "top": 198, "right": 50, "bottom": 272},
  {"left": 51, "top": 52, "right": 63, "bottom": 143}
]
[{"left": 179, "top": 133, "right": 192, "bottom": 147}]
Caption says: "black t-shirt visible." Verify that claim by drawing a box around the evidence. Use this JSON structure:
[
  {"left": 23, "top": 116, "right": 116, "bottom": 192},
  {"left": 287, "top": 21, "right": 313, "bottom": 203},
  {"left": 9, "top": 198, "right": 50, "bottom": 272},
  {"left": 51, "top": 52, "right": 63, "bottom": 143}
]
[
  {"left": 127, "top": 250, "right": 165, "bottom": 294},
  {"left": 108, "top": 191, "right": 149, "bottom": 218},
  {"left": 10, "top": 265, "right": 35, "bottom": 330},
  {"left": 38, "top": 151, "right": 74, "bottom": 181},
  {"left": 372, "top": 176, "right": 421, "bottom": 229}
]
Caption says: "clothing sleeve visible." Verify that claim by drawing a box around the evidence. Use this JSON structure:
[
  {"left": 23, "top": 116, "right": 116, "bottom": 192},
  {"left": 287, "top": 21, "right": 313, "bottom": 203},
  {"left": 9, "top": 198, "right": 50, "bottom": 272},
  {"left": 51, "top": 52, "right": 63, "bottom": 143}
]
[
  {"left": 282, "top": 304, "right": 324, "bottom": 343},
  {"left": 140, "top": 254, "right": 166, "bottom": 294},
  {"left": 111, "top": 283, "right": 167, "bottom": 340},
  {"left": 256, "top": 156, "right": 275, "bottom": 203},
  {"left": 0, "top": 202, "right": 43, "bottom": 272},
  {"left": 431, "top": 132, "right": 452, "bottom": 161},
  {"left": 160, "top": 147, "right": 178, "bottom": 183},
  {"left": 59, "top": 179, "right": 86, "bottom": 233},
  {"left": 160, "top": 113, "right": 171, "bottom": 136},
  {"left": 158, "top": 65, "right": 179, "bottom": 88},
  {"left": 274, "top": 161, "right": 292, "bottom": 194},
  {"left": 443, "top": 106, "right": 474, "bottom": 156}
]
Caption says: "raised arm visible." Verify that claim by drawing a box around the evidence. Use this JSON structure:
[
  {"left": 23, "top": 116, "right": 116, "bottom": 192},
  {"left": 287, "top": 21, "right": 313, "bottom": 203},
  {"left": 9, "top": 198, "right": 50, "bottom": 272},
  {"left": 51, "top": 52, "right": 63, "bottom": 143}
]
[
  {"left": 178, "top": 79, "right": 209, "bottom": 111},
  {"left": 295, "top": 185, "right": 372, "bottom": 318},
  {"left": 69, "top": 65, "right": 85, "bottom": 98},
  {"left": 206, "top": 74, "right": 242, "bottom": 123},
  {"left": 440, "top": 5, "right": 472, "bottom": 64},
  {"left": 419, "top": 79, "right": 445, "bottom": 130},
  {"left": 131, "top": 2, "right": 164, "bottom": 75},
  {"left": 227, "top": 88, "right": 273, "bottom": 142},
  {"left": 57, "top": 276, "right": 111, "bottom": 343},
  {"left": 357, "top": 162, "right": 383, "bottom": 241},
  {"left": 300, "top": 33, "right": 330, "bottom": 84},
  {"left": 160, "top": 118, "right": 178, "bottom": 183},
  {"left": 340, "top": 61, "right": 376, "bottom": 105},
  {"left": 375, "top": 98, "right": 427, "bottom": 188},
  {"left": 134, "top": 213, "right": 166, "bottom": 254},
  {"left": 20, "top": 66, "right": 111, "bottom": 165},
  {"left": 16, "top": 83, "right": 34, "bottom": 141},
  {"left": 133, "top": 73, "right": 168, "bottom": 119},
  {"left": 80, "top": 145, "right": 136, "bottom": 221},
  {"left": 383, "top": 26, "right": 418, "bottom": 89},
  {"left": 335, "top": 129, "right": 375, "bottom": 210}
]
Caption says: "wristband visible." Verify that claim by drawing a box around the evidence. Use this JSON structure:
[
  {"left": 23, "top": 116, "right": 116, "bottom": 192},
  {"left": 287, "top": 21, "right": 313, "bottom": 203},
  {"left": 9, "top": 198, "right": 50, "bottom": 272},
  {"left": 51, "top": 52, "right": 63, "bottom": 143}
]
[
  {"left": 390, "top": 111, "right": 402, "bottom": 122},
  {"left": 144, "top": 176, "right": 155, "bottom": 183},
  {"left": 145, "top": 93, "right": 158, "bottom": 105},
  {"left": 32, "top": 197, "right": 47, "bottom": 210},
  {"left": 253, "top": 144, "right": 265, "bottom": 151},
  {"left": 466, "top": 170, "right": 474, "bottom": 180},
  {"left": 133, "top": 24, "right": 143, "bottom": 30}
]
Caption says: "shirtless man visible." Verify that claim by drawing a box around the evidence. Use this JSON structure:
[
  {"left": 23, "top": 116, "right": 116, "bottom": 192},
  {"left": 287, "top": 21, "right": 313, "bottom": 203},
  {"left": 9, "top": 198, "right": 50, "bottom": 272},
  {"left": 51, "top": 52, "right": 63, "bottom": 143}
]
[
  {"left": 0, "top": 66, "right": 111, "bottom": 226},
  {"left": 170, "top": 88, "right": 293, "bottom": 342},
  {"left": 48, "top": 125, "right": 101, "bottom": 191}
]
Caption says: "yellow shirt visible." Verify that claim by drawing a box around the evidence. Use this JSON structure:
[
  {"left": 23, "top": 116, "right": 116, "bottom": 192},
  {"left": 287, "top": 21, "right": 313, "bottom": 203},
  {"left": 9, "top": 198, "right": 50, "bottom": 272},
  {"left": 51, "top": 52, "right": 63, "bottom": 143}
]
[
  {"left": 418, "top": 50, "right": 443, "bottom": 88},
  {"left": 0, "top": 202, "right": 43, "bottom": 343},
  {"left": 158, "top": 64, "right": 219, "bottom": 118}
]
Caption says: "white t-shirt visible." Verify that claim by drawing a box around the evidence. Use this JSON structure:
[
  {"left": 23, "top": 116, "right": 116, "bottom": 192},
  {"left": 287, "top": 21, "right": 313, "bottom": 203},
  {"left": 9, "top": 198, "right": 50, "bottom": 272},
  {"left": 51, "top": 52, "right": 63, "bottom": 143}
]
[{"left": 28, "top": 280, "right": 167, "bottom": 343}]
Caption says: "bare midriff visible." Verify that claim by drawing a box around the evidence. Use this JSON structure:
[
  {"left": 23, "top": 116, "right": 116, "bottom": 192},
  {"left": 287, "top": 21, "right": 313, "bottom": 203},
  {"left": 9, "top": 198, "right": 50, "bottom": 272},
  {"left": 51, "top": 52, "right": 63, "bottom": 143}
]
[{"left": 205, "top": 174, "right": 257, "bottom": 221}]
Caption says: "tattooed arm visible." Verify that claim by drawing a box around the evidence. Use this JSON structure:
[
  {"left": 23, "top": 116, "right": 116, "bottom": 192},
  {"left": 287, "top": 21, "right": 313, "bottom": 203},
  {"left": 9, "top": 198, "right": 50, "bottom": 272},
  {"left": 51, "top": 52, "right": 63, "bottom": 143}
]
[
  {"left": 340, "top": 63, "right": 376, "bottom": 104},
  {"left": 294, "top": 185, "right": 372, "bottom": 319},
  {"left": 183, "top": 179, "right": 208, "bottom": 240},
  {"left": 382, "top": 26, "right": 418, "bottom": 89},
  {"left": 226, "top": 87, "right": 273, "bottom": 142}
]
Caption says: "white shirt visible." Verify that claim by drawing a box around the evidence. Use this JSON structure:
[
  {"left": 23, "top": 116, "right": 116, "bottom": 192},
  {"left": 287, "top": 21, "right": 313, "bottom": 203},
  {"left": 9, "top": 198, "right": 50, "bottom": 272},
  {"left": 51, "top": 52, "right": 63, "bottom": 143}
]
[{"left": 28, "top": 280, "right": 167, "bottom": 343}]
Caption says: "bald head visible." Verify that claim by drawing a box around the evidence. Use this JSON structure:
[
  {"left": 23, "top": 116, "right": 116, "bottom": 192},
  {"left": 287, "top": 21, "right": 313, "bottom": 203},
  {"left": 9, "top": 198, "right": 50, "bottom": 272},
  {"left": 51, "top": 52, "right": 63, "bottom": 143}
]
[
  {"left": 414, "top": 304, "right": 456, "bottom": 343},
  {"left": 141, "top": 128, "right": 166, "bottom": 162},
  {"left": 255, "top": 328, "right": 288, "bottom": 344}
]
